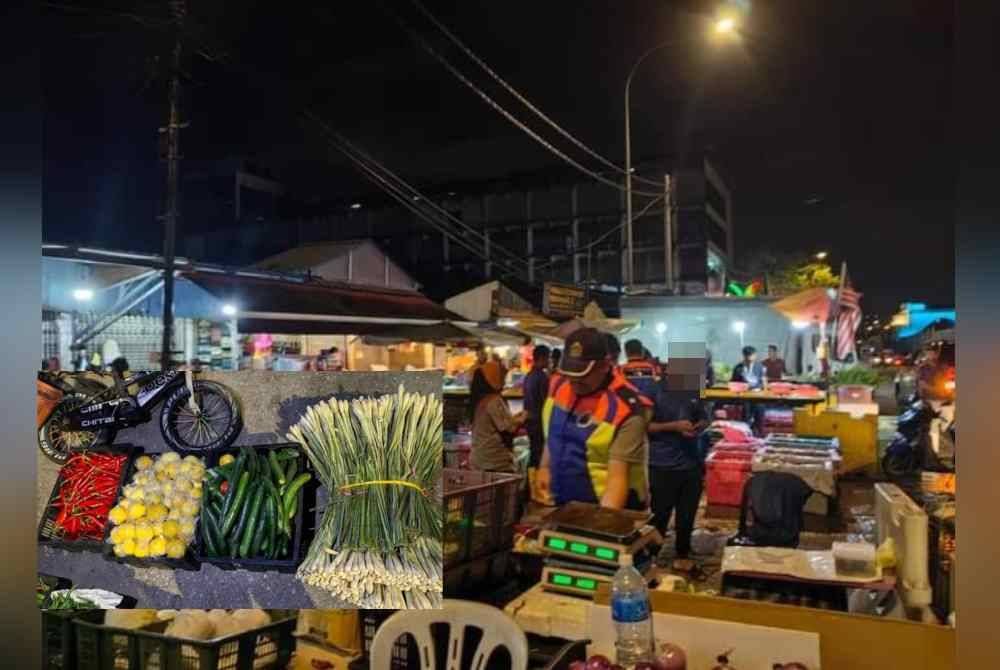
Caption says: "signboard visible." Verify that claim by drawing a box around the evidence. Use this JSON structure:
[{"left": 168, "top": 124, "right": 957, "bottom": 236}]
[{"left": 543, "top": 282, "right": 587, "bottom": 318}]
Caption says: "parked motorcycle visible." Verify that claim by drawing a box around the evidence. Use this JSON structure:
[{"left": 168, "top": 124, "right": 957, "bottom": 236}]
[
  {"left": 882, "top": 393, "right": 955, "bottom": 478},
  {"left": 38, "top": 358, "right": 243, "bottom": 463}
]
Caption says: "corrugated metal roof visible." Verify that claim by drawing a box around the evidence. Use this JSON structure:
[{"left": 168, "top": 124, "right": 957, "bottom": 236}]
[{"left": 253, "top": 240, "right": 367, "bottom": 273}]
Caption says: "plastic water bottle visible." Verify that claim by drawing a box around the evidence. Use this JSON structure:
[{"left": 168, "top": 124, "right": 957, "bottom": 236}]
[{"left": 611, "top": 552, "right": 654, "bottom": 668}]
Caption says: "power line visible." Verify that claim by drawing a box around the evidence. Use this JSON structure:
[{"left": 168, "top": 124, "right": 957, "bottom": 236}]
[
  {"left": 378, "top": 1, "right": 664, "bottom": 199},
  {"left": 407, "top": 0, "right": 665, "bottom": 189}
]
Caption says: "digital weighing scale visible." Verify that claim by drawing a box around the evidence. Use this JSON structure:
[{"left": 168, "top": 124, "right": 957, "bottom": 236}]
[{"left": 538, "top": 502, "right": 662, "bottom": 597}]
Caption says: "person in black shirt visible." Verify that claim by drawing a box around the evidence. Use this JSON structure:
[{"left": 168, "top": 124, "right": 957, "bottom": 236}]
[
  {"left": 523, "top": 345, "right": 551, "bottom": 501},
  {"left": 731, "top": 346, "right": 766, "bottom": 390}
]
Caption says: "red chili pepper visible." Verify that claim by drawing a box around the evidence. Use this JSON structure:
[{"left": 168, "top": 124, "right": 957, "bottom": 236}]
[{"left": 220, "top": 480, "right": 229, "bottom": 494}]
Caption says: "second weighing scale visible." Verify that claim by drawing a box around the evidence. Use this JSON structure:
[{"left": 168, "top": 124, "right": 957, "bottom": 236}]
[{"left": 538, "top": 502, "right": 662, "bottom": 597}]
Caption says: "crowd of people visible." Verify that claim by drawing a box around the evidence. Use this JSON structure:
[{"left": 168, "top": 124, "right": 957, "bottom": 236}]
[{"left": 467, "top": 328, "right": 793, "bottom": 572}]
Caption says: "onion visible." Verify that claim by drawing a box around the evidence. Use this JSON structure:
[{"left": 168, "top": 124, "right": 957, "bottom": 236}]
[
  {"left": 568, "top": 662, "right": 587, "bottom": 670},
  {"left": 656, "top": 642, "right": 688, "bottom": 670},
  {"left": 586, "top": 655, "right": 612, "bottom": 670}
]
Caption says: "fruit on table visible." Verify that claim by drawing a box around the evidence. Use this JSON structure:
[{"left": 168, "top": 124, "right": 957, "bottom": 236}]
[{"left": 585, "top": 655, "right": 612, "bottom": 670}]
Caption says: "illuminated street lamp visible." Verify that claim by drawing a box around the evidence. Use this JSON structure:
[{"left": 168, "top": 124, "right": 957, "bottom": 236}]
[
  {"left": 222, "top": 304, "right": 238, "bottom": 317},
  {"left": 732, "top": 320, "right": 746, "bottom": 348},
  {"left": 73, "top": 288, "right": 94, "bottom": 302},
  {"left": 714, "top": 17, "right": 736, "bottom": 34},
  {"left": 815, "top": 251, "right": 828, "bottom": 260}
]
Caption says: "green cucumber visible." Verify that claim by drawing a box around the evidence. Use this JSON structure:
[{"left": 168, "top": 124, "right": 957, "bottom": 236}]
[
  {"left": 282, "top": 473, "right": 312, "bottom": 519},
  {"left": 267, "top": 496, "right": 278, "bottom": 558},
  {"left": 209, "top": 500, "right": 223, "bottom": 520},
  {"left": 276, "top": 448, "right": 299, "bottom": 461},
  {"left": 251, "top": 496, "right": 269, "bottom": 557},
  {"left": 267, "top": 450, "right": 286, "bottom": 486},
  {"left": 203, "top": 505, "right": 226, "bottom": 557},
  {"left": 261, "top": 533, "right": 272, "bottom": 558},
  {"left": 222, "top": 452, "right": 246, "bottom": 519},
  {"left": 238, "top": 486, "right": 265, "bottom": 558},
  {"left": 221, "top": 471, "right": 250, "bottom": 537},
  {"left": 216, "top": 462, "right": 235, "bottom": 479},
  {"left": 284, "top": 459, "right": 298, "bottom": 487},
  {"left": 231, "top": 482, "right": 257, "bottom": 545},
  {"left": 261, "top": 477, "right": 287, "bottom": 537}
]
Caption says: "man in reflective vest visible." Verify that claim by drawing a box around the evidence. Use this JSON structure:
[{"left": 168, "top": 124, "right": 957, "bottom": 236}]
[
  {"left": 538, "top": 328, "right": 653, "bottom": 510},
  {"left": 621, "top": 338, "right": 661, "bottom": 384}
]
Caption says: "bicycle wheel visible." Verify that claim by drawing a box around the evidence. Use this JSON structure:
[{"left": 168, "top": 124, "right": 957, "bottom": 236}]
[
  {"left": 38, "top": 394, "right": 116, "bottom": 464},
  {"left": 159, "top": 380, "right": 243, "bottom": 454}
]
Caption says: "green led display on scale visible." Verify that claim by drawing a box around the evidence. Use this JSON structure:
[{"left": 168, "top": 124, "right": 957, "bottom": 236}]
[
  {"left": 551, "top": 574, "right": 573, "bottom": 586},
  {"left": 547, "top": 537, "right": 568, "bottom": 550},
  {"left": 575, "top": 578, "right": 597, "bottom": 591},
  {"left": 570, "top": 542, "right": 589, "bottom": 555},
  {"left": 594, "top": 547, "right": 618, "bottom": 561}
]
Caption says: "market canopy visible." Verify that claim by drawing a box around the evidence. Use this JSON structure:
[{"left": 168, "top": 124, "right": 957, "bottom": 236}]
[
  {"left": 184, "top": 271, "right": 473, "bottom": 335},
  {"left": 769, "top": 287, "right": 835, "bottom": 324},
  {"left": 548, "top": 301, "right": 639, "bottom": 339}
]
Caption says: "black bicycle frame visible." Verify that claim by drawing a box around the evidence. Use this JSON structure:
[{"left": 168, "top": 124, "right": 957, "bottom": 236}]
[{"left": 65, "top": 368, "right": 185, "bottom": 431}]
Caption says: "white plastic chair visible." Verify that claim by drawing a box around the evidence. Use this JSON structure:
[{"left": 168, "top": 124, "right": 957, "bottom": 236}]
[{"left": 370, "top": 599, "right": 529, "bottom": 670}]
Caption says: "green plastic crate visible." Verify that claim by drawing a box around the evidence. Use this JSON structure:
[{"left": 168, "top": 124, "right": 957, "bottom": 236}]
[{"left": 74, "top": 613, "right": 297, "bottom": 670}]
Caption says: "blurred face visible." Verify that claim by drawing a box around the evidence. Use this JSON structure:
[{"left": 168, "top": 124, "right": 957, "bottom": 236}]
[
  {"left": 745, "top": 352, "right": 756, "bottom": 364},
  {"left": 768, "top": 348, "right": 778, "bottom": 359},
  {"left": 570, "top": 360, "right": 611, "bottom": 396},
  {"left": 477, "top": 350, "right": 488, "bottom": 365},
  {"left": 535, "top": 354, "right": 550, "bottom": 369}
]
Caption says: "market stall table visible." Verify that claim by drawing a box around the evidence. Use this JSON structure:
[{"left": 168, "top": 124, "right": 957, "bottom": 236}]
[{"left": 703, "top": 387, "right": 828, "bottom": 406}]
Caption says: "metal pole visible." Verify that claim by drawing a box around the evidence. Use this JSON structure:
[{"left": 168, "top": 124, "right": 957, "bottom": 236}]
[
  {"left": 664, "top": 174, "right": 674, "bottom": 292},
  {"left": 160, "top": 1, "right": 185, "bottom": 371},
  {"left": 624, "top": 81, "right": 633, "bottom": 289}
]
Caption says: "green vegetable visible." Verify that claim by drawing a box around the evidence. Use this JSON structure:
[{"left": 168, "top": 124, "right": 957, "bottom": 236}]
[
  {"left": 223, "top": 451, "right": 247, "bottom": 519},
  {"left": 243, "top": 446, "right": 257, "bottom": 479},
  {"left": 239, "top": 486, "right": 266, "bottom": 558},
  {"left": 201, "top": 493, "right": 221, "bottom": 557},
  {"left": 216, "top": 462, "right": 235, "bottom": 480},
  {"left": 284, "top": 458, "right": 298, "bottom": 486},
  {"left": 266, "top": 496, "right": 278, "bottom": 558},
  {"left": 276, "top": 448, "right": 299, "bottom": 461},
  {"left": 261, "top": 477, "right": 287, "bottom": 537},
  {"left": 46, "top": 590, "right": 98, "bottom": 610},
  {"left": 230, "top": 481, "right": 257, "bottom": 547},
  {"left": 268, "top": 450, "right": 286, "bottom": 487},
  {"left": 282, "top": 473, "right": 311, "bottom": 520},
  {"left": 221, "top": 471, "right": 251, "bottom": 537}
]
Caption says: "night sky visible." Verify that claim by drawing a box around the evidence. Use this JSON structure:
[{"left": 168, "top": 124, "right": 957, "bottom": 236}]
[{"left": 43, "top": 0, "right": 955, "bottom": 316}]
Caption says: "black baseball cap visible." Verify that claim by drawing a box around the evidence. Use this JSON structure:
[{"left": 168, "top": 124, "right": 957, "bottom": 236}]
[{"left": 559, "top": 328, "right": 609, "bottom": 377}]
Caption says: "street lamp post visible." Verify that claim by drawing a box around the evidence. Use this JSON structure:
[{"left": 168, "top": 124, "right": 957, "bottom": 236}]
[{"left": 623, "top": 18, "right": 736, "bottom": 290}]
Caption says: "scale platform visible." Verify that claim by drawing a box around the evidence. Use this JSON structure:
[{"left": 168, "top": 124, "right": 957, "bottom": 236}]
[{"left": 539, "top": 502, "right": 663, "bottom": 569}]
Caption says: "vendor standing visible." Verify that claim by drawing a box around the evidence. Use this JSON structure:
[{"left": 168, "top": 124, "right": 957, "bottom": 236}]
[
  {"left": 731, "top": 346, "right": 767, "bottom": 390},
  {"left": 537, "top": 329, "right": 653, "bottom": 510},
  {"left": 523, "top": 345, "right": 551, "bottom": 501},
  {"left": 471, "top": 360, "right": 526, "bottom": 473},
  {"left": 647, "top": 364, "right": 709, "bottom": 571},
  {"left": 761, "top": 344, "right": 786, "bottom": 382}
]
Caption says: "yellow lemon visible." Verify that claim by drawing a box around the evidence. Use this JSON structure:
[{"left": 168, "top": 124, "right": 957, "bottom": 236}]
[
  {"left": 181, "top": 500, "right": 199, "bottom": 517},
  {"left": 178, "top": 518, "right": 196, "bottom": 539},
  {"left": 118, "top": 498, "right": 131, "bottom": 510},
  {"left": 167, "top": 508, "right": 183, "bottom": 521},
  {"left": 134, "top": 522, "right": 154, "bottom": 542},
  {"left": 148, "top": 503, "right": 168, "bottom": 521},
  {"left": 218, "top": 453, "right": 235, "bottom": 466},
  {"left": 108, "top": 506, "right": 128, "bottom": 525},
  {"left": 134, "top": 455, "right": 153, "bottom": 471},
  {"left": 151, "top": 521, "right": 164, "bottom": 537},
  {"left": 119, "top": 538, "right": 136, "bottom": 556},
  {"left": 165, "top": 463, "right": 181, "bottom": 479},
  {"left": 109, "top": 526, "right": 124, "bottom": 544},
  {"left": 133, "top": 539, "right": 150, "bottom": 558},
  {"left": 166, "top": 539, "right": 186, "bottom": 559},
  {"left": 127, "top": 502, "right": 147, "bottom": 520},
  {"left": 118, "top": 523, "right": 136, "bottom": 541},
  {"left": 155, "top": 470, "right": 168, "bottom": 483},
  {"left": 161, "top": 451, "right": 180, "bottom": 464},
  {"left": 162, "top": 519, "right": 180, "bottom": 539},
  {"left": 113, "top": 543, "right": 130, "bottom": 557},
  {"left": 149, "top": 536, "right": 167, "bottom": 557}
]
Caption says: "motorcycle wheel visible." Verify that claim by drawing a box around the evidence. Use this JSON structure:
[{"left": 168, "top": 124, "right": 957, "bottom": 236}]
[
  {"left": 882, "top": 448, "right": 917, "bottom": 479},
  {"left": 159, "top": 380, "right": 243, "bottom": 455},
  {"left": 38, "top": 394, "right": 116, "bottom": 464}
]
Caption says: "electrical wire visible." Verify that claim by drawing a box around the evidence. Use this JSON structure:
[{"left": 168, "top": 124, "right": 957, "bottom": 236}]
[
  {"left": 407, "top": 0, "right": 665, "bottom": 189},
  {"left": 378, "top": 1, "right": 664, "bottom": 199}
]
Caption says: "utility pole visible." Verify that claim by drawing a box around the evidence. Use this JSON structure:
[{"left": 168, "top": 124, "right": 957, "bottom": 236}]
[
  {"left": 664, "top": 174, "right": 674, "bottom": 293},
  {"left": 160, "top": 0, "right": 186, "bottom": 371}
]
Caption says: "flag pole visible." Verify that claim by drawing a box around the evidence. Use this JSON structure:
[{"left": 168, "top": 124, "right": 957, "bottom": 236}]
[{"left": 832, "top": 261, "right": 848, "bottom": 362}]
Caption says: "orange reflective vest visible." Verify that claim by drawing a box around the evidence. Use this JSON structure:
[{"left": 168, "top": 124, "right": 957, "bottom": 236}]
[{"left": 542, "top": 370, "right": 652, "bottom": 506}]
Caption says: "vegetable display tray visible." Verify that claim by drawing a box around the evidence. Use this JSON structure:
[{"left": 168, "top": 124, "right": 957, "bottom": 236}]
[
  {"left": 99, "top": 449, "right": 200, "bottom": 572},
  {"left": 443, "top": 468, "right": 523, "bottom": 568},
  {"left": 38, "top": 444, "right": 142, "bottom": 555},
  {"left": 194, "top": 443, "right": 313, "bottom": 574},
  {"left": 73, "top": 613, "right": 298, "bottom": 670}
]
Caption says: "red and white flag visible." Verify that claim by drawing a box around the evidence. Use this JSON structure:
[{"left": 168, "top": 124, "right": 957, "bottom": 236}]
[{"left": 834, "top": 266, "right": 862, "bottom": 360}]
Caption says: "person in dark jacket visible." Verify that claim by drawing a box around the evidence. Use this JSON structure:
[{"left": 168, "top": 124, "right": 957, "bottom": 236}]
[
  {"left": 647, "top": 371, "right": 709, "bottom": 571},
  {"left": 522, "top": 345, "right": 551, "bottom": 501},
  {"left": 731, "top": 346, "right": 766, "bottom": 390}
]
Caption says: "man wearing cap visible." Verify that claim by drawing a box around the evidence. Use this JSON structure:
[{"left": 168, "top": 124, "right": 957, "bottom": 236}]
[{"left": 538, "top": 328, "right": 654, "bottom": 511}]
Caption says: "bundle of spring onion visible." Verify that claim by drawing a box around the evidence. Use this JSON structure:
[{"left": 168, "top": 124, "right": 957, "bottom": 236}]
[{"left": 287, "top": 386, "right": 442, "bottom": 609}]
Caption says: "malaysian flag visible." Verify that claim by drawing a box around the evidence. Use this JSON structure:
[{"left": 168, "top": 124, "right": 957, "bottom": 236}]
[{"left": 834, "top": 266, "right": 862, "bottom": 360}]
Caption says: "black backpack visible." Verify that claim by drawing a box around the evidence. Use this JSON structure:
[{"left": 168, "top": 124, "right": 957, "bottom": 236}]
[{"left": 728, "top": 472, "right": 814, "bottom": 549}]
